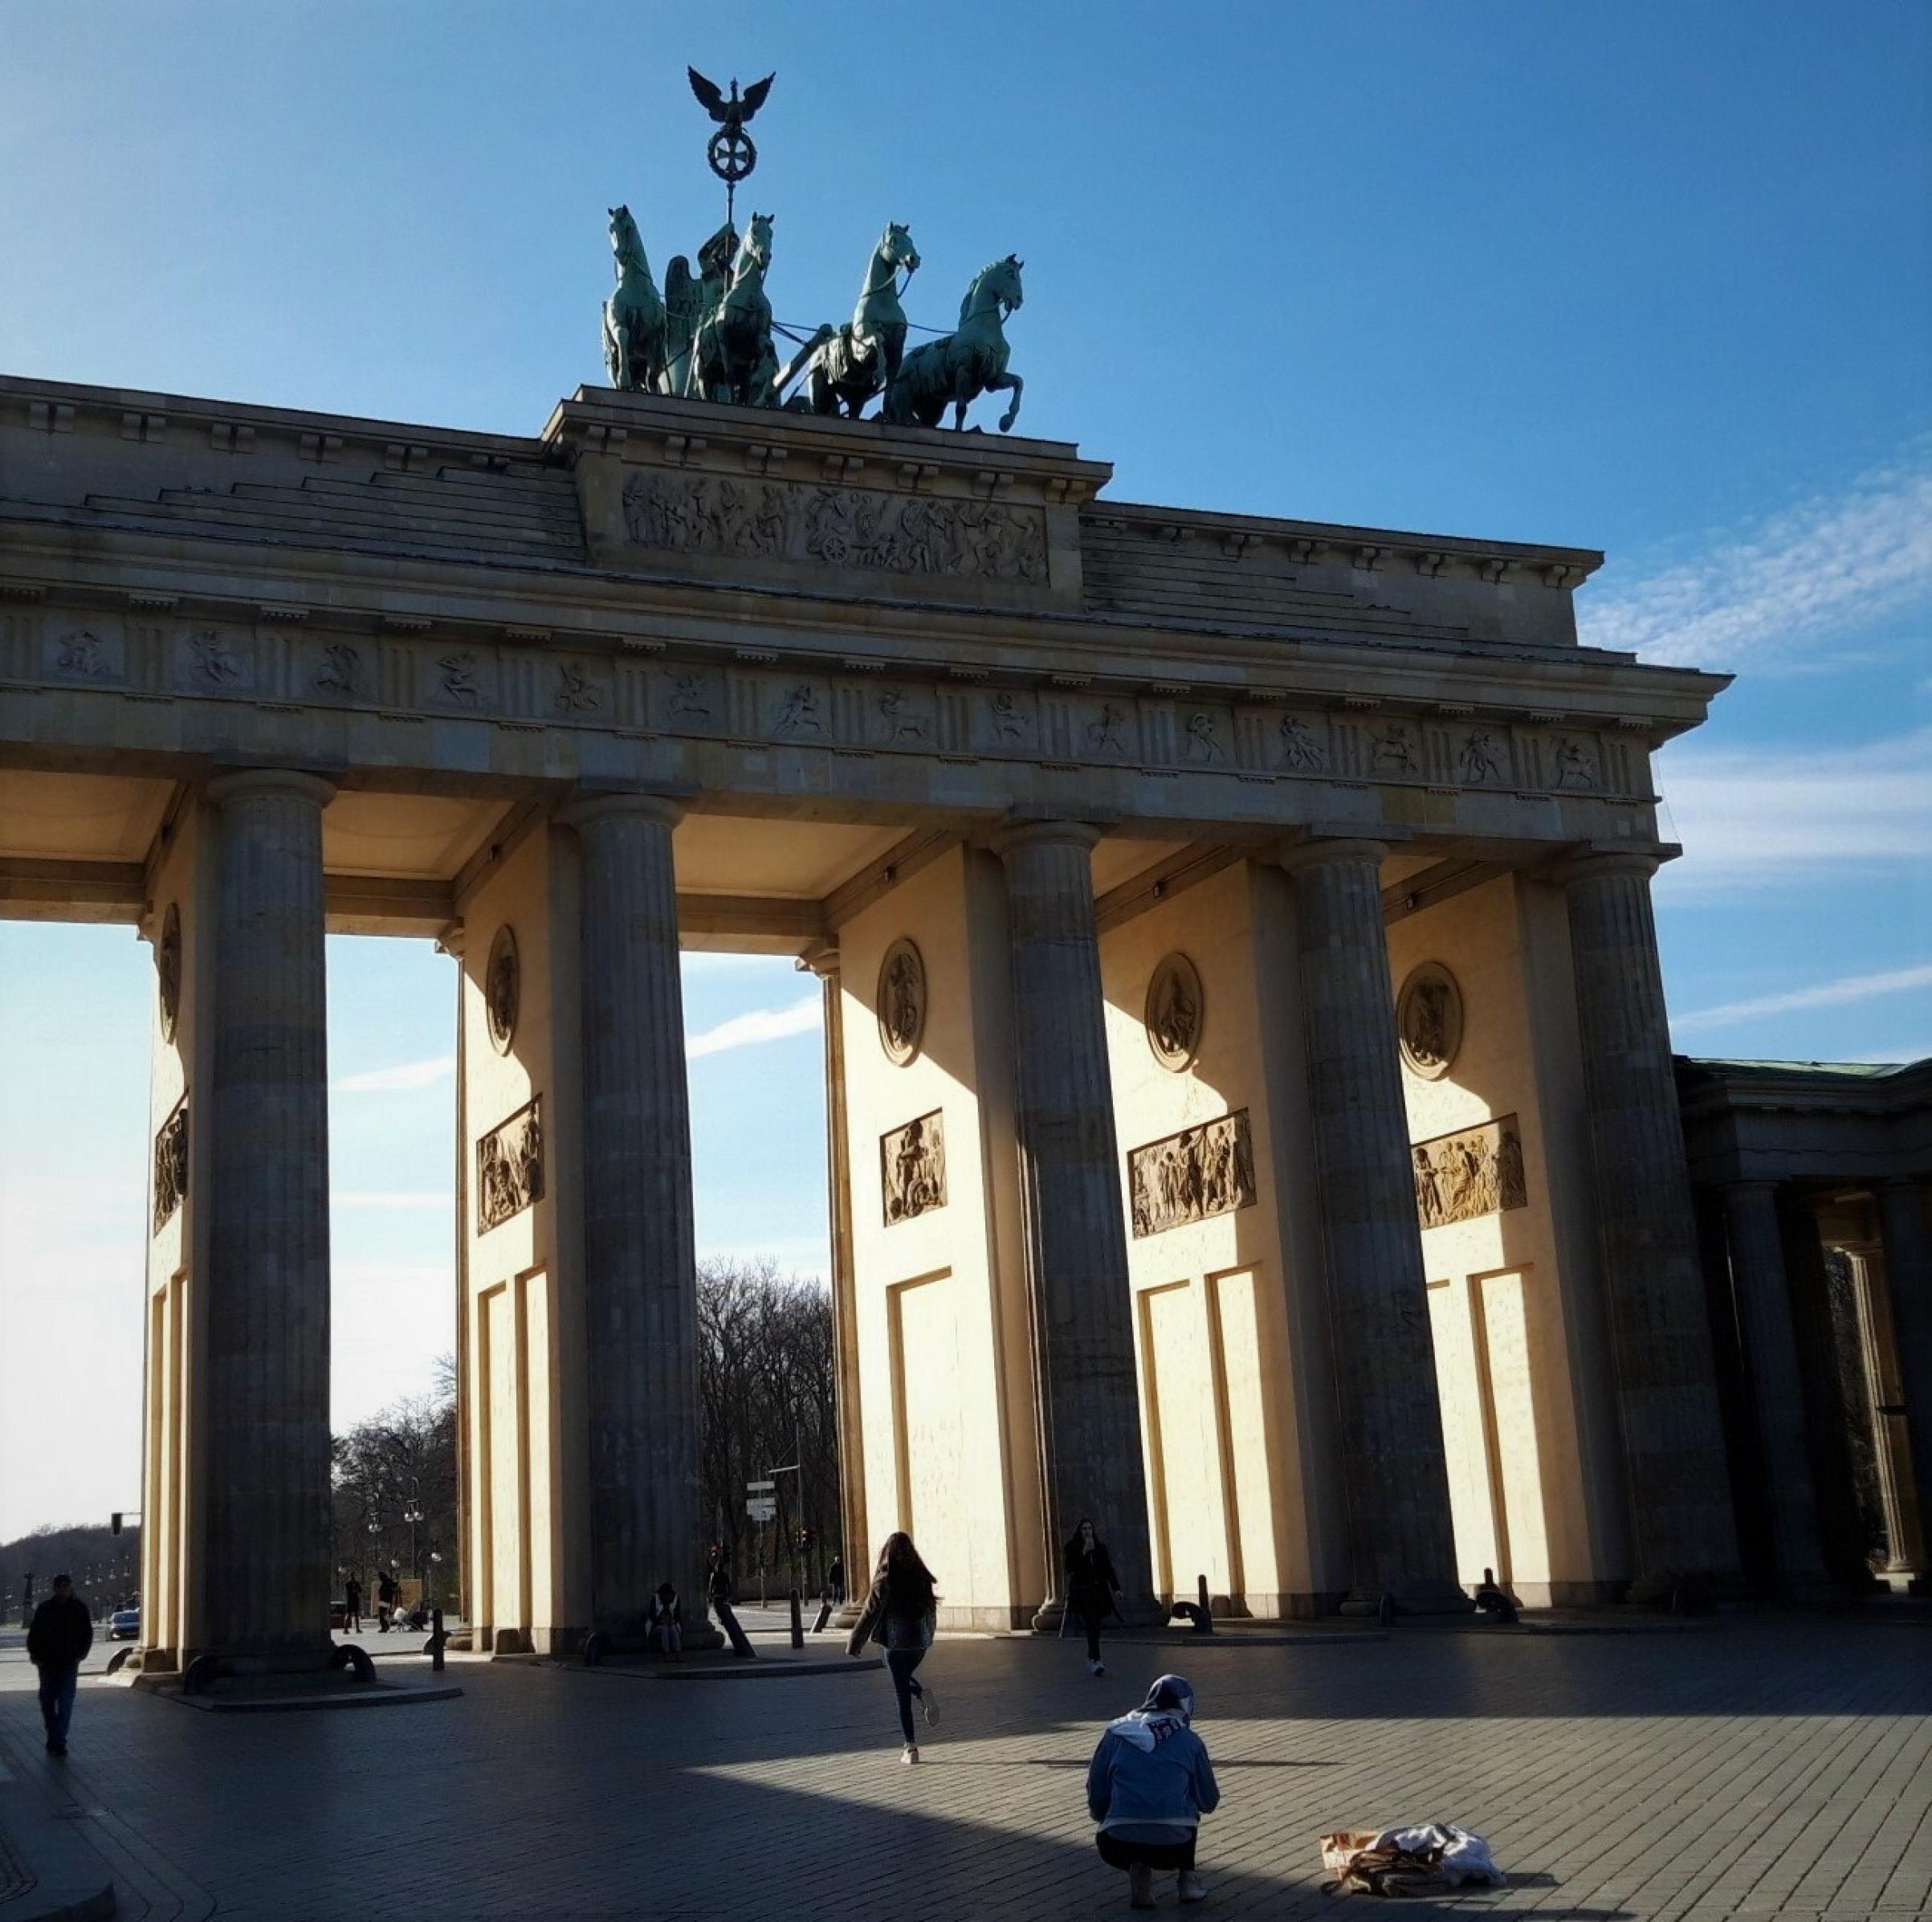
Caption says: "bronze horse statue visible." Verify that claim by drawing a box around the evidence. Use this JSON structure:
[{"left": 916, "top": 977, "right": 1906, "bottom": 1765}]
[
  {"left": 882, "top": 255, "right": 1024, "bottom": 432},
  {"left": 776, "top": 222, "right": 922, "bottom": 418},
  {"left": 687, "top": 212, "right": 779, "bottom": 408},
  {"left": 600, "top": 206, "right": 666, "bottom": 394}
]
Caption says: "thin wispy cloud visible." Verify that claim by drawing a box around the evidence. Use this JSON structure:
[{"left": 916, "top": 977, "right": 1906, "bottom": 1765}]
[
  {"left": 333, "top": 1054, "right": 454, "bottom": 1094},
  {"left": 1657, "top": 725, "right": 1932, "bottom": 891},
  {"left": 1580, "top": 442, "right": 1932, "bottom": 670},
  {"left": 1673, "top": 963, "right": 1932, "bottom": 1034},
  {"left": 687, "top": 993, "right": 821, "bottom": 1060}
]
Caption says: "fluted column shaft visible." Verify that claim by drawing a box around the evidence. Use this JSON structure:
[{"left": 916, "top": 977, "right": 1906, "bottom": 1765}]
[
  {"left": 995, "top": 822, "right": 1154, "bottom": 1618},
  {"left": 1278, "top": 838, "right": 1462, "bottom": 1608},
  {"left": 1877, "top": 1178, "right": 1932, "bottom": 1554},
  {"left": 1562, "top": 852, "right": 1739, "bottom": 1585},
  {"left": 564, "top": 794, "right": 704, "bottom": 1638},
  {"left": 202, "top": 769, "right": 335, "bottom": 1659},
  {"left": 1720, "top": 1182, "right": 1828, "bottom": 1587}
]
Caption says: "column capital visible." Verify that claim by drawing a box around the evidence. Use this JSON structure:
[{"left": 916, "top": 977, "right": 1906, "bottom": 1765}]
[
  {"left": 796, "top": 941, "right": 840, "bottom": 981},
  {"left": 1551, "top": 845, "right": 1662, "bottom": 887},
  {"left": 556, "top": 789, "right": 686, "bottom": 833},
  {"left": 988, "top": 818, "right": 1105, "bottom": 859},
  {"left": 434, "top": 922, "right": 467, "bottom": 960},
  {"left": 206, "top": 768, "right": 336, "bottom": 810},
  {"left": 1273, "top": 834, "right": 1389, "bottom": 876}
]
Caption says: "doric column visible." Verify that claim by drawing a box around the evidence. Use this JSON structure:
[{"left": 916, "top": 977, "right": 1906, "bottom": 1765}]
[
  {"left": 1842, "top": 1243, "right": 1925, "bottom": 1581},
  {"left": 992, "top": 821, "right": 1154, "bottom": 1622},
  {"left": 1876, "top": 1178, "right": 1932, "bottom": 1568},
  {"left": 1720, "top": 1182, "right": 1828, "bottom": 1589},
  {"left": 560, "top": 793, "right": 707, "bottom": 1642},
  {"left": 1275, "top": 837, "right": 1464, "bottom": 1610},
  {"left": 202, "top": 769, "right": 336, "bottom": 1661},
  {"left": 803, "top": 945, "right": 868, "bottom": 1626},
  {"left": 1559, "top": 851, "right": 1739, "bottom": 1589}
]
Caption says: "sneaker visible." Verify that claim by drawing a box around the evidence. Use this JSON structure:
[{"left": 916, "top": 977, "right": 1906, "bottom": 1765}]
[
  {"left": 48, "top": 1740, "right": 67, "bottom": 1757},
  {"left": 901, "top": 1743, "right": 919, "bottom": 1765},
  {"left": 919, "top": 1683, "right": 940, "bottom": 1727},
  {"left": 1087, "top": 1657, "right": 1105, "bottom": 1676},
  {"left": 1129, "top": 1861, "right": 1155, "bottom": 1909},
  {"left": 1179, "top": 1869, "right": 1208, "bottom": 1903}
]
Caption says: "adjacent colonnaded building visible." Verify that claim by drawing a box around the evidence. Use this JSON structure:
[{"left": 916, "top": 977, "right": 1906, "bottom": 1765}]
[{"left": 0, "top": 374, "right": 1926, "bottom": 1667}]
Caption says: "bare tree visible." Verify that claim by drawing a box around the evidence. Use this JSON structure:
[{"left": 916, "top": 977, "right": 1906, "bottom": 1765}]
[
  {"left": 696, "top": 1257, "right": 838, "bottom": 1594},
  {"left": 331, "top": 1370, "right": 458, "bottom": 1606}
]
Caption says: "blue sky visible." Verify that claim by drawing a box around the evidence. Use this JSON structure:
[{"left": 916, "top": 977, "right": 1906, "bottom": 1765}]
[{"left": 2, "top": 1, "right": 1927, "bottom": 1536}]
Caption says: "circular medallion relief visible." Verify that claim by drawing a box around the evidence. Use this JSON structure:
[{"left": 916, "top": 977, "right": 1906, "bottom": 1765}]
[
  {"left": 876, "top": 938, "right": 927, "bottom": 1067},
  {"left": 157, "top": 903, "right": 181, "bottom": 1043},
  {"left": 1397, "top": 961, "right": 1463, "bottom": 1080},
  {"left": 1144, "top": 952, "right": 1204, "bottom": 1072},
  {"left": 485, "top": 924, "right": 520, "bottom": 1055}
]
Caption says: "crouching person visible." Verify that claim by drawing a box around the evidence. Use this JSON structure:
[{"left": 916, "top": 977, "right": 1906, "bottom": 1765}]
[
  {"left": 1086, "top": 1673, "right": 1218, "bottom": 1908},
  {"left": 648, "top": 1581, "right": 683, "bottom": 1661}
]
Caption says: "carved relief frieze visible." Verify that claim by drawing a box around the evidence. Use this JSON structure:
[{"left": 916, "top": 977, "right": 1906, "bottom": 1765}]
[
  {"left": 314, "top": 639, "right": 363, "bottom": 697},
  {"left": 1411, "top": 1114, "right": 1526, "bottom": 1230},
  {"left": 1367, "top": 719, "right": 1422, "bottom": 779},
  {"left": 484, "top": 924, "right": 519, "bottom": 1054},
  {"left": 1275, "top": 711, "right": 1330, "bottom": 773},
  {"left": 1144, "top": 953, "right": 1204, "bottom": 1071},
  {"left": 1128, "top": 1109, "right": 1256, "bottom": 1238},
  {"left": 980, "top": 689, "right": 1035, "bottom": 750},
  {"left": 621, "top": 470, "right": 1048, "bottom": 584},
  {"left": 873, "top": 684, "right": 935, "bottom": 746},
  {"left": 477, "top": 1096, "right": 544, "bottom": 1234},
  {"left": 153, "top": 1096, "right": 188, "bottom": 1234},
  {"left": 182, "top": 626, "right": 250, "bottom": 692},
  {"left": 553, "top": 659, "right": 605, "bottom": 715},
  {"left": 877, "top": 938, "right": 927, "bottom": 1066},
  {"left": 1182, "top": 708, "right": 1232, "bottom": 765},
  {"left": 662, "top": 667, "right": 721, "bottom": 731},
  {"left": 48, "top": 624, "right": 124, "bottom": 684},
  {"left": 433, "top": 648, "right": 491, "bottom": 711},
  {"left": 1397, "top": 962, "right": 1463, "bottom": 1081},
  {"left": 1455, "top": 725, "right": 1510, "bottom": 786},
  {"left": 157, "top": 903, "right": 181, "bottom": 1043},
  {"left": 882, "top": 1109, "right": 946, "bottom": 1226}
]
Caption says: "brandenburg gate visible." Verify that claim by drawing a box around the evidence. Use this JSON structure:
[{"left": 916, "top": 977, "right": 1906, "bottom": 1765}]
[{"left": 0, "top": 357, "right": 1750, "bottom": 1664}]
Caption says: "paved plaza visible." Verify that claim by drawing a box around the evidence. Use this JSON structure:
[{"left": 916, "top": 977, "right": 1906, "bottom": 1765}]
[{"left": 2, "top": 1613, "right": 1929, "bottom": 1920}]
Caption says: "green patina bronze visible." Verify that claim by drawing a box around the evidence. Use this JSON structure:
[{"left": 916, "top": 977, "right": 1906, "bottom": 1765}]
[
  {"left": 882, "top": 255, "right": 1025, "bottom": 433},
  {"left": 776, "top": 222, "right": 923, "bottom": 418},
  {"left": 601, "top": 206, "right": 667, "bottom": 394},
  {"left": 687, "top": 211, "right": 779, "bottom": 409}
]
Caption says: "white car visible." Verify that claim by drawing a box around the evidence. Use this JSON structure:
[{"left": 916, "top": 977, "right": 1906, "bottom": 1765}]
[{"left": 108, "top": 1607, "right": 140, "bottom": 1641}]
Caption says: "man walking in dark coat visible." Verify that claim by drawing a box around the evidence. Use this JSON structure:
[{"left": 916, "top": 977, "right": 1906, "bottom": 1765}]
[{"left": 27, "top": 1573, "right": 92, "bottom": 1756}]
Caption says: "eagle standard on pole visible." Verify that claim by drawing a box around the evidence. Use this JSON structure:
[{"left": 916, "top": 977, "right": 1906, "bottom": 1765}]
[{"left": 687, "top": 67, "right": 774, "bottom": 232}]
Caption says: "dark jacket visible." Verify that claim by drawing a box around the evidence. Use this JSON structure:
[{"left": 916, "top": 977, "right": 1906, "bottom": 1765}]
[
  {"left": 846, "top": 1573, "right": 935, "bottom": 1655},
  {"left": 28, "top": 1593, "right": 93, "bottom": 1671},
  {"left": 1065, "top": 1542, "right": 1121, "bottom": 1618}
]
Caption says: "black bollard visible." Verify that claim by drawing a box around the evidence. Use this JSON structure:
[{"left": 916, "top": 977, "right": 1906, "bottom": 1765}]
[
  {"left": 1194, "top": 1573, "right": 1214, "bottom": 1634},
  {"left": 789, "top": 1588, "right": 805, "bottom": 1650},
  {"left": 430, "top": 1606, "right": 446, "bottom": 1671}
]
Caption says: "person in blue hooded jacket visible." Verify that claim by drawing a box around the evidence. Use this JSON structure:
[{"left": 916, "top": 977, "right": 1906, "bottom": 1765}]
[{"left": 1086, "top": 1673, "right": 1220, "bottom": 1908}]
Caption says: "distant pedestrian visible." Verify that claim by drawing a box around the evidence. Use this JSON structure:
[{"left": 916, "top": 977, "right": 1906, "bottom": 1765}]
[
  {"left": 1064, "top": 1517, "right": 1124, "bottom": 1677},
  {"left": 826, "top": 1555, "right": 846, "bottom": 1606},
  {"left": 27, "top": 1574, "right": 92, "bottom": 1757},
  {"left": 344, "top": 1577, "right": 363, "bottom": 1633},
  {"left": 846, "top": 1532, "right": 940, "bottom": 1764},
  {"left": 377, "top": 1569, "right": 399, "bottom": 1631},
  {"left": 649, "top": 1581, "right": 683, "bottom": 1660},
  {"left": 1086, "top": 1673, "right": 1219, "bottom": 1909}
]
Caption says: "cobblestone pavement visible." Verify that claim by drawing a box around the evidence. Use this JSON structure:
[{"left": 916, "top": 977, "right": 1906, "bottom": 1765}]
[{"left": 1, "top": 1614, "right": 1928, "bottom": 1920}]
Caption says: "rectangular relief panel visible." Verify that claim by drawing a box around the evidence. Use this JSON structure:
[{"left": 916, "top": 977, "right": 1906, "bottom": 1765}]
[
  {"left": 1127, "top": 1110, "right": 1256, "bottom": 1238},
  {"left": 1412, "top": 1114, "right": 1527, "bottom": 1231},
  {"left": 478, "top": 1096, "right": 544, "bottom": 1234},
  {"left": 153, "top": 1094, "right": 188, "bottom": 1233},
  {"left": 881, "top": 1110, "right": 946, "bottom": 1226}
]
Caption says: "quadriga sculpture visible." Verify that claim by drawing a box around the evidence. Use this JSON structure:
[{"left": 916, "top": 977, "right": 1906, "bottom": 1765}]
[
  {"left": 600, "top": 206, "right": 667, "bottom": 394},
  {"left": 687, "top": 213, "right": 780, "bottom": 408},
  {"left": 882, "top": 255, "right": 1024, "bottom": 433},
  {"left": 776, "top": 222, "right": 922, "bottom": 418}
]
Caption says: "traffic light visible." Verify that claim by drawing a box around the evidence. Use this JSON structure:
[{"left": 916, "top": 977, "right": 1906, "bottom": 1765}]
[{"left": 111, "top": 1512, "right": 124, "bottom": 1535}]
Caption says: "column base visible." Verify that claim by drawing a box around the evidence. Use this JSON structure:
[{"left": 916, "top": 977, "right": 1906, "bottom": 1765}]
[
  {"left": 1622, "top": 1567, "right": 1751, "bottom": 1609},
  {"left": 1030, "top": 1595, "right": 1171, "bottom": 1632}
]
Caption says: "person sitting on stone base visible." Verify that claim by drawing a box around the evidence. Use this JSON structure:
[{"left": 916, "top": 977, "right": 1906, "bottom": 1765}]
[
  {"left": 1473, "top": 1568, "right": 1518, "bottom": 1624},
  {"left": 648, "top": 1581, "right": 683, "bottom": 1660}
]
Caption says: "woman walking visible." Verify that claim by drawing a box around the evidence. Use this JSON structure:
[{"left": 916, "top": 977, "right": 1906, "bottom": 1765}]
[
  {"left": 1065, "top": 1517, "right": 1124, "bottom": 1677},
  {"left": 846, "top": 1532, "right": 941, "bottom": 1763},
  {"left": 1086, "top": 1673, "right": 1219, "bottom": 1908}
]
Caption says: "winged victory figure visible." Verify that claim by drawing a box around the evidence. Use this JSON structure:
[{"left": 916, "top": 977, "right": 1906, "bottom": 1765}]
[{"left": 687, "top": 68, "right": 775, "bottom": 140}]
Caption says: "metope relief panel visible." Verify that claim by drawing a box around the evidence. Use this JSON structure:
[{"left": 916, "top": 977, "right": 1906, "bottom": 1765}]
[
  {"left": 46, "top": 620, "right": 126, "bottom": 688},
  {"left": 1127, "top": 1110, "right": 1257, "bottom": 1239},
  {"left": 477, "top": 1096, "right": 544, "bottom": 1234},
  {"left": 174, "top": 626, "right": 255, "bottom": 696},
  {"left": 1411, "top": 1115, "right": 1527, "bottom": 1232},
  {"left": 153, "top": 1096, "right": 189, "bottom": 1234},
  {"left": 621, "top": 471, "right": 1048, "bottom": 584},
  {"left": 1274, "top": 709, "right": 1331, "bottom": 774},
  {"left": 882, "top": 1111, "right": 946, "bottom": 1226}
]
